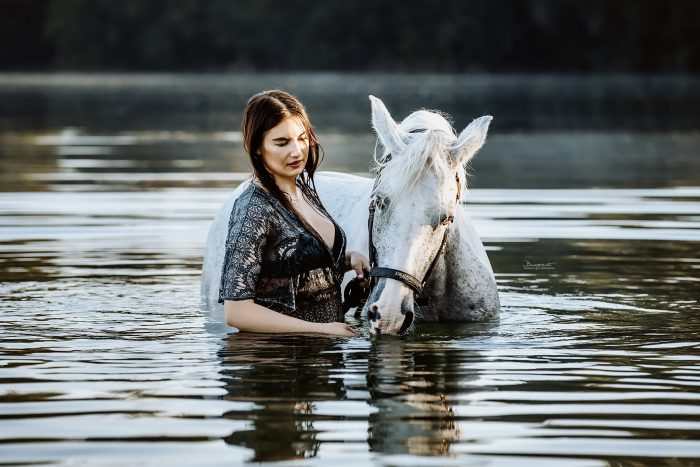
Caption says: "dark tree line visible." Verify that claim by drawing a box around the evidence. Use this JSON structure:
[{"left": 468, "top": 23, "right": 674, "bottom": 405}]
[{"left": 2, "top": 0, "right": 699, "bottom": 72}]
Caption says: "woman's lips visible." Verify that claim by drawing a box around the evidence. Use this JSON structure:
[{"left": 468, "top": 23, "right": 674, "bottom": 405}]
[{"left": 287, "top": 160, "right": 302, "bottom": 168}]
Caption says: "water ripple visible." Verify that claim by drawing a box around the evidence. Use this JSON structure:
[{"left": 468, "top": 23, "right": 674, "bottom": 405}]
[{"left": 1, "top": 186, "right": 699, "bottom": 465}]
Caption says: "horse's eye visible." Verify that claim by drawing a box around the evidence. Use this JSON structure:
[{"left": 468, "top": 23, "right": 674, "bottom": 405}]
[
  {"left": 376, "top": 195, "right": 389, "bottom": 210},
  {"left": 438, "top": 213, "right": 454, "bottom": 227}
]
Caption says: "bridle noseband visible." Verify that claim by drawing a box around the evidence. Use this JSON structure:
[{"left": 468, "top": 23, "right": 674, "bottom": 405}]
[{"left": 344, "top": 152, "right": 462, "bottom": 330}]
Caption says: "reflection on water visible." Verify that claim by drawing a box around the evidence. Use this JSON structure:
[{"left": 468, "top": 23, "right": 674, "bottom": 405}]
[
  {"left": 2, "top": 73, "right": 700, "bottom": 191},
  {"left": 1, "top": 75, "right": 699, "bottom": 465},
  {"left": 220, "top": 334, "right": 350, "bottom": 462},
  {"left": 367, "top": 337, "right": 467, "bottom": 457},
  {"left": 2, "top": 128, "right": 700, "bottom": 191}
]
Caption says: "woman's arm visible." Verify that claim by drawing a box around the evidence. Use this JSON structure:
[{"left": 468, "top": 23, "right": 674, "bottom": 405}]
[{"left": 225, "top": 300, "right": 355, "bottom": 337}]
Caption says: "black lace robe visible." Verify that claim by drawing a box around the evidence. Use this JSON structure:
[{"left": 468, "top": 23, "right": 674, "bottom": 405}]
[{"left": 218, "top": 182, "right": 347, "bottom": 323}]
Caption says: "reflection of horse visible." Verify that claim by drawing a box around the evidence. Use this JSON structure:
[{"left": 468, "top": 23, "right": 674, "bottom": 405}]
[
  {"left": 219, "top": 333, "right": 347, "bottom": 462},
  {"left": 201, "top": 96, "right": 499, "bottom": 335},
  {"left": 366, "top": 335, "right": 471, "bottom": 456}
]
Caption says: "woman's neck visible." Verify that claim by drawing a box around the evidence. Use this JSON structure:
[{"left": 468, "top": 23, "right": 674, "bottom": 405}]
[{"left": 263, "top": 175, "right": 301, "bottom": 201}]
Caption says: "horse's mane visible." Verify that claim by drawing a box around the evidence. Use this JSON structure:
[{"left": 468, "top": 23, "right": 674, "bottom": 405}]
[{"left": 371, "top": 110, "right": 467, "bottom": 204}]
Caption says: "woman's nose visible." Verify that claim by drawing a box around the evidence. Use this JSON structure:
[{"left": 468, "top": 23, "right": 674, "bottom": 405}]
[{"left": 290, "top": 140, "right": 304, "bottom": 157}]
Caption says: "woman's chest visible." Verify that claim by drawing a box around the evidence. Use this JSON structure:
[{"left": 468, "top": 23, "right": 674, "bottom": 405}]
[
  {"left": 294, "top": 200, "right": 335, "bottom": 251},
  {"left": 263, "top": 222, "right": 336, "bottom": 277}
]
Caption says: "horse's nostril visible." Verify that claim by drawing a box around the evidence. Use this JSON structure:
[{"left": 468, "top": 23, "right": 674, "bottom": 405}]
[
  {"left": 469, "top": 303, "right": 476, "bottom": 310},
  {"left": 368, "top": 304, "right": 381, "bottom": 321}
]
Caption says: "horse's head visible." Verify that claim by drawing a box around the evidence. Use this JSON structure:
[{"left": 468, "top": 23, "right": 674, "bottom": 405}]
[{"left": 364, "top": 96, "right": 493, "bottom": 335}]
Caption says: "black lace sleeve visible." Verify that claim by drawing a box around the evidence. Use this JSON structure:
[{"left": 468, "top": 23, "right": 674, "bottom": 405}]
[{"left": 218, "top": 190, "right": 270, "bottom": 304}]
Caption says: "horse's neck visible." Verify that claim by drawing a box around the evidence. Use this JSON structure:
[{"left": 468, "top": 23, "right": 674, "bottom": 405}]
[
  {"left": 425, "top": 208, "right": 495, "bottom": 296},
  {"left": 338, "top": 182, "right": 374, "bottom": 254}
]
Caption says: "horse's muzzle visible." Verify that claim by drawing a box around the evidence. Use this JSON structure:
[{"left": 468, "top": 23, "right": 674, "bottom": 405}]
[{"left": 367, "top": 295, "right": 415, "bottom": 335}]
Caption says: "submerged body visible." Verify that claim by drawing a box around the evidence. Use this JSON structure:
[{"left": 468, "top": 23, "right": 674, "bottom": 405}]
[{"left": 202, "top": 95, "right": 500, "bottom": 335}]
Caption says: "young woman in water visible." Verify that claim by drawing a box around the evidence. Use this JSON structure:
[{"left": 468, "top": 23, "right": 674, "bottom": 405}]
[{"left": 218, "top": 90, "right": 369, "bottom": 337}]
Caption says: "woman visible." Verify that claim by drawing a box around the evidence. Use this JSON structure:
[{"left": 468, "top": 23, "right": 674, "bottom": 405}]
[{"left": 218, "top": 90, "right": 369, "bottom": 337}]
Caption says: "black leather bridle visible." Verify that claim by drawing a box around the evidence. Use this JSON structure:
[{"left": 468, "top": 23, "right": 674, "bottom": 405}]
[{"left": 343, "top": 153, "right": 461, "bottom": 332}]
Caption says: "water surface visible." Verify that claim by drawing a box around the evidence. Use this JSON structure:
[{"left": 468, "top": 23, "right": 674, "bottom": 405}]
[{"left": 1, "top": 74, "right": 699, "bottom": 466}]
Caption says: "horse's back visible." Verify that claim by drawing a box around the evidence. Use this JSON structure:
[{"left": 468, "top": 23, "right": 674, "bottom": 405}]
[
  {"left": 314, "top": 171, "right": 373, "bottom": 220},
  {"left": 315, "top": 171, "right": 372, "bottom": 194},
  {"left": 200, "top": 180, "right": 251, "bottom": 303}
]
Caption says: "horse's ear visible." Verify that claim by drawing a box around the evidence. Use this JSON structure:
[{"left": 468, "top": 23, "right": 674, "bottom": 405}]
[
  {"left": 369, "top": 95, "right": 408, "bottom": 155},
  {"left": 450, "top": 115, "right": 493, "bottom": 166}
]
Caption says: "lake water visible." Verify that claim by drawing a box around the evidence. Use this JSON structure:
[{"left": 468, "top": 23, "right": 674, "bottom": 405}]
[{"left": 1, "top": 74, "right": 699, "bottom": 466}]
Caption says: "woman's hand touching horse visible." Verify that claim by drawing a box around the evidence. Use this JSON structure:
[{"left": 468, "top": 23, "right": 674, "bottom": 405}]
[{"left": 345, "top": 250, "right": 371, "bottom": 288}]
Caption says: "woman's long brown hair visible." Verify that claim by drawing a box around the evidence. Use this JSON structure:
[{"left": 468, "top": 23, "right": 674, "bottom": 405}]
[{"left": 241, "top": 90, "right": 331, "bottom": 244}]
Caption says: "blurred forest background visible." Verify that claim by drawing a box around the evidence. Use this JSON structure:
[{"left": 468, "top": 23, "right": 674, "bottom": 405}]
[{"left": 2, "top": 0, "right": 699, "bottom": 72}]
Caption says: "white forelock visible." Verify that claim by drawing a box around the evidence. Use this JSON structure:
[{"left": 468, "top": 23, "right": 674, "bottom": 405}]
[
  {"left": 401, "top": 109, "right": 453, "bottom": 134},
  {"left": 371, "top": 109, "right": 466, "bottom": 202}
]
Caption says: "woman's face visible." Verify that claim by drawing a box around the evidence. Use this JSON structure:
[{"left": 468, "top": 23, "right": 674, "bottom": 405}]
[{"left": 258, "top": 116, "right": 309, "bottom": 184}]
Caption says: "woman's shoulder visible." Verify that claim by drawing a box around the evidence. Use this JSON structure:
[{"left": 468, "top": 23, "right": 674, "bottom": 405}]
[{"left": 230, "top": 182, "right": 277, "bottom": 221}]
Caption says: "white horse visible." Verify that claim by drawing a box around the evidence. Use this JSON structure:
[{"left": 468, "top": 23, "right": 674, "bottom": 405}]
[{"left": 200, "top": 96, "right": 500, "bottom": 335}]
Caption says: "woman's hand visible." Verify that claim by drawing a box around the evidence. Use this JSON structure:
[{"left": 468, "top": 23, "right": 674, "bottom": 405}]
[
  {"left": 317, "top": 322, "right": 357, "bottom": 337},
  {"left": 346, "top": 250, "right": 371, "bottom": 288}
]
